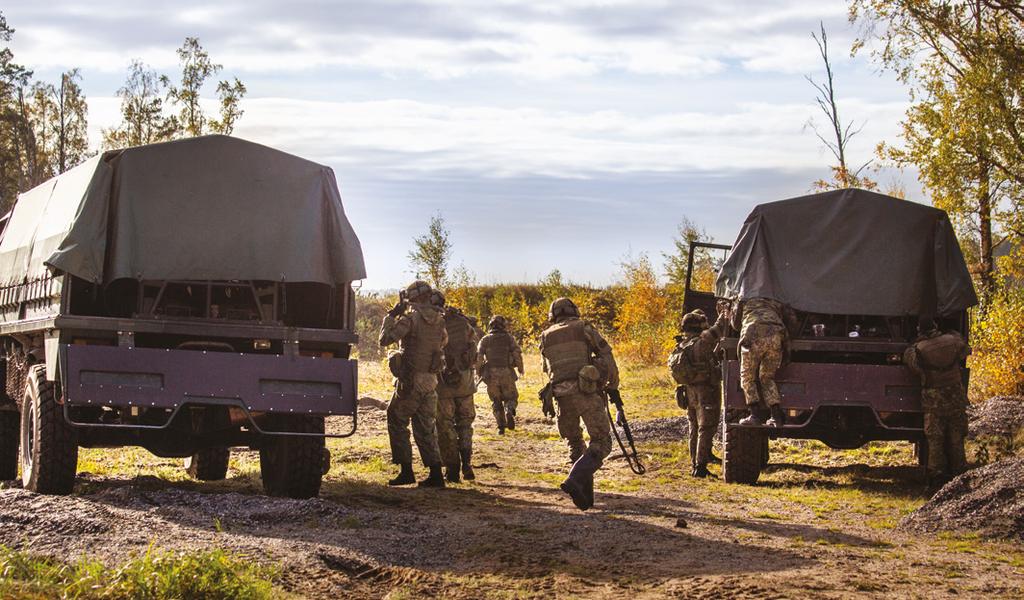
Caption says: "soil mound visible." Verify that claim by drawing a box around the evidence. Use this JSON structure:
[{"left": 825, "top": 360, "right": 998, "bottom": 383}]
[
  {"left": 968, "top": 396, "right": 1024, "bottom": 439},
  {"left": 629, "top": 416, "right": 689, "bottom": 442},
  {"left": 899, "top": 456, "right": 1024, "bottom": 540}
]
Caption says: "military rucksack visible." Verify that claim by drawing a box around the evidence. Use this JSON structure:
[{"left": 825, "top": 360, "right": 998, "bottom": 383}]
[
  {"left": 668, "top": 335, "right": 715, "bottom": 385},
  {"left": 443, "top": 308, "right": 475, "bottom": 371}
]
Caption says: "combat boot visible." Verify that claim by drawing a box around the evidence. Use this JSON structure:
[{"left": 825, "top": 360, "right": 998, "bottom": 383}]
[
  {"left": 493, "top": 404, "right": 507, "bottom": 435},
  {"left": 506, "top": 409, "right": 516, "bottom": 431},
  {"left": 693, "top": 464, "right": 712, "bottom": 478},
  {"left": 418, "top": 464, "right": 446, "bottom": 488},
  {"left": 460, "top": 449, "right": 475, "bottom": 481},
  {"left": 766, "top": 404, "right": 786, "bottom": 428},
  {"left": 445, "top": 462, "right": 461, "bottom": 483},
  {"left": 560, "top": 452, "right": 601, "bottom": 511},
  {"left": 388, "top": 463, "right": 415, "bottom": 486},
  {"left": 739, "top": 405, "right": 766, "bottom": 426}
]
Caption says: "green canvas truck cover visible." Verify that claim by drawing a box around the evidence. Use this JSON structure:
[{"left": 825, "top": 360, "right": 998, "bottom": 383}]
[
  {"left": 0, "top": 135, "right": 366, "bottom": 286},
  {"left": 715, "top": 188, "right": 977, "bottom": 317}
]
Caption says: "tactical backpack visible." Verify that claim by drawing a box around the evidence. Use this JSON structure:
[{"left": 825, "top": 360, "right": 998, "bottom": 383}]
[
  {"left": 668, "top": 336, "right": 715, "bottom": 385},
  {"left": 443, "top": 308, "right": 475, "bottom": 371}
]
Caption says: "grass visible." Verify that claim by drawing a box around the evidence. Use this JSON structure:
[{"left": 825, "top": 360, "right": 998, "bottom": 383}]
[{"left": 0, "top": 545, "right": 280, "bottom": 600}]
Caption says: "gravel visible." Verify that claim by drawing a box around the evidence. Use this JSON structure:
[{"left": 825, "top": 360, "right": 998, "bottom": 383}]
[{"left": 968, "top": 396, "right": 1024, "bottom": 439}]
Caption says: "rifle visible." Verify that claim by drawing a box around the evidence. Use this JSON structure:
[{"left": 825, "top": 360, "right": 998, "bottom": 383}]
[
  {"left": 605, "top": 388, "right": 646, "bottom": 475},
  {"left": 538, "top": 382, "right": 556, "bottom": 418}
]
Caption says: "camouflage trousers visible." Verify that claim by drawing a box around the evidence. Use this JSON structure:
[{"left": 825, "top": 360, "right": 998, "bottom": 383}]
[
  {"left": 387, "top": 379, "right": 442, "bottom": 467},
  {"left": 437, "top": 394, "right": 475, "bottom": 466},
  {"left": 556, "top": 390, "right": 612, "bottom": 463},
  {"left": 485, "top": 368, "right": 519, "bottom": 424},
  {"left": 686, "top": 383, "right": 721, "bottom": 468},
  {"left": 922, "top": 384, "right": 968, "bottom": 479},
  {"left": 740, "top": 323, "right": 785, "bottom": 407}
]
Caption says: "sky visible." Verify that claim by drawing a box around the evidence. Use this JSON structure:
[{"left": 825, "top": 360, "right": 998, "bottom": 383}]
[{"left": 3, "top": 0, "right": 920, "bottom": 289}]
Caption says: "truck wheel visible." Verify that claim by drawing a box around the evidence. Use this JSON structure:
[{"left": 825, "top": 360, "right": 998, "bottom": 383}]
[
  {"left": 724, "top": 424, "right": 764, "bottom": 485},
  {"left": 0, "top": 410, "right": 19, "bottom": 479},
  {"left": 259, "top": 415, "right": 325, "bottom": 499},
  {"left": 21, "top": 365, "right": 77, "bottom": 494},
  {"left": 185, "top": 447, "right": 230, "bottom": 481}
]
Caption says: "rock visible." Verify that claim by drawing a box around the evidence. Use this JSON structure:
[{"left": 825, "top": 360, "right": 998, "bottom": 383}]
[
  {"left": 899, "top": 455, "right": 1024, "bottom": 540},
  {"left": 675, "top": 517, "right": 687, "bottom": 529}
]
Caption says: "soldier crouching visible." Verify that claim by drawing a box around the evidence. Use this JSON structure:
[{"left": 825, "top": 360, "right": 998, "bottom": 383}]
[
  {"left": 540, "top": 297, "right": 619, "bottom": 511},
  {"left": 379, "top": 280, "right": 448, "bottom": 488},
  {"left": 477, "top": 315, "right": 524, "bottom": 435}
]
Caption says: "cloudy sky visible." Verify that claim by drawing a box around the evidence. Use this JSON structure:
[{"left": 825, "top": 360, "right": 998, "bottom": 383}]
[{"left": 4, "top": 0, "right": 917, "bottom": 289}]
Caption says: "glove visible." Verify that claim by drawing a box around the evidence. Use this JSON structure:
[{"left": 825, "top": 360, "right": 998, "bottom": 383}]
[
  {"left": 606, "top": 388, "right": 622, "bottom": 405},
  {"left": 388, "top": 299, "right": 407, "bottom": 318}
]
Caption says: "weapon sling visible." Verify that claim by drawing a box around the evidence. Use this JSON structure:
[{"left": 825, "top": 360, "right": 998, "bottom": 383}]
[{"left": 606, "top": 400, "right": 646, "bottom": 475}]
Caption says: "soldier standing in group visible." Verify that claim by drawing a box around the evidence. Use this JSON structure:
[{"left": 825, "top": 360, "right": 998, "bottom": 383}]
[
  {"left": 668, "top": 303, "right": 729, "bottom": 478},
  {"left": 379, "top": 280, "right": 447, "bottom": 488},
  {"left": 431, "top": 291, "right": 479, "bottom": 483},
  {"left": 903, "top": 316, "right": 971, "bottom": 490},
  {"left": 731, "top": 297, "right": 797, "bottom": 427},
  {"left": 539, "top": 297, "right": 619, "bottom": 511},
  {"left": 477, "top": 315, "right": 524, "bottom": 434}
]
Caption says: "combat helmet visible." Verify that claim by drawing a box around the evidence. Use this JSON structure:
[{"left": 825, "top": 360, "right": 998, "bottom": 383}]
[
  {"left": 430, "top": 290, "right": 446, "bottom": 307},
  {"left": 548, "top": 297, "right": 579, "bottom": 322},
  {"left": 488, "top": 315, "right": 507, "bottom": 331},
  {"left": 680, "top": 310, "right": 707, "bottom": 332},
  {"left": 404, "top": 280, "right": 433, "bottom": 304}
]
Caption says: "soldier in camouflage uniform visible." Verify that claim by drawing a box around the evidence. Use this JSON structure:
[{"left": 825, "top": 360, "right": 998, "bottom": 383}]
[
  {"left": 431, "top": 292, "right": 479, "bottom": 483},
  {"left": 903, "top": 316, "right": 971, "bottom": 490},
  {"left": 477, "top": 315, "right": 524, "bottom": 434},
  {"left": 731, "top": 297, "right": 796, "bottom": 427},
  {"left": 379, "top": 280, "right": 447, "bottom": 488},
  {"left": 669, "top": 304, "right": 729, "bottom": 478},
  {"left": 540, "top": 297, "right": 619, "bottom": 510}
]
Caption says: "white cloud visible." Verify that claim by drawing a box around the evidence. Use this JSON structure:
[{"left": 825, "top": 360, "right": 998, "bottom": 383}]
[{"left": 79, "top": 96, "right": 905, "bottom": 177}]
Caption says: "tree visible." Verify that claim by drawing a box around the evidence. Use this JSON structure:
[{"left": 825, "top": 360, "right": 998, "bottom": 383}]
[
  {"left": 167, "top": 37, "right": 222, "bottom": 137},
  {"left": 663, "top": 217, "right": 710, "bottom": 290},
  {"left": 102, "top": 60, "right": 177, "bottom": 149},
  {"left": 49, "top": 69, "right": 88, "bottom": 173},
  {"left": 0, "top": 12, "right": 35, "bottom": 210},
  {"left": 409, "top": 213, "right": 453, "bottom": 289},
  {"left": 850, "top": 0, "right": 1024, "bottom": 300},
  {"left": 210, "top": 77, "right": 246, "bottom": 135},
  {"left": 807, "top": 22, "right": 877, "bottom": 191},
  {"left": 615, "top": 253, "right": 672, "bottom": 364}
]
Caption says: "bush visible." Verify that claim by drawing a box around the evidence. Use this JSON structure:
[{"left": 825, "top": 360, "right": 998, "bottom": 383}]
[{"left": 969, "top": 285, "right": 1024, "bottom": 401}]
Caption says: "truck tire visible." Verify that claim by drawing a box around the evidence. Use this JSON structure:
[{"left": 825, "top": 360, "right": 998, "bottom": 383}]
[
  {"left": 259, "top": 415, "right": 325, "bottom": 499},
  {"left": 21, "top": 365, "right": 77, "bottom": 494},
  {"left": 185, "top": 447, "right": 230, "bottom": 481},
  {"left": 724, "top": 424, "right": 764, "bottom": 485},
  {"left": 0, "top": 410, "right": 19, "bottom": 479},
  {"left": 760, "top": 434, "right": 770, "bottom": 469}
]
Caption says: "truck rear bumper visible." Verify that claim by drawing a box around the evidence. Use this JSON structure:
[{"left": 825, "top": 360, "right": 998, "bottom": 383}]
[{"left": 59, "top": 344, "right": 357, "bottom": 437}]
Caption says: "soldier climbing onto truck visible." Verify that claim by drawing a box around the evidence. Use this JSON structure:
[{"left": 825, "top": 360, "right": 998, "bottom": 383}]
[{"left": 730, "top": 297, "right": 799, "bottom": 428}]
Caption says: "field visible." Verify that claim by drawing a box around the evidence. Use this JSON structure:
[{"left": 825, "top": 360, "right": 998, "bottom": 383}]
[{"left": 0, "top": 354, "right": 1022, "bottom": 599}]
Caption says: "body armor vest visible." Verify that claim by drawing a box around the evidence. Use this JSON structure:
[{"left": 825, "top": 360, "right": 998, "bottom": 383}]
[
  {"left": 402, "top": 307, "right": 445, "bottom": 374},
  {"left": 483, "top": 331, "right": 513, "bottom": 368},
  {"left": 916, "top": 332, "right": 963, "bottom": 387},
  {"left": 443, "top": 309, "right": 473, "bottom": 370},
  {"left": 542, "top": 319, "right": 592, "bottom": 383}
]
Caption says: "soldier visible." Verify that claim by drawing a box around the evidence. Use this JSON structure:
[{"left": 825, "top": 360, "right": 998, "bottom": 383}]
[
  {"left": 431, "top": 291, "right": 479, "bottom": 483},
  {"left": 668, "top": 304, "right": 729, "bottom": 478},
  {"left": 540, "top": 297, "right": 619, "bottom": 511},
  {"left": 731, "top": 297, "right": 797, "bottom": 427},
  {"left": 903, "top": 316, "right": 971, "bottom": 490},
  {"left": 477, "top": 315, "right": 524, "bottom": 434},
  {"left": 379, "top": 280, "right": 447, "bottom": 488}
]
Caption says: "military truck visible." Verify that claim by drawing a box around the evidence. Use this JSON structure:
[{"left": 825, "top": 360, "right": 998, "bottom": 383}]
[
  {"left": 0, "top": 135, "right": 365, "bottom": 497},
  {"left": 683, "top": 188, "right": 977, "bottom": 484}
]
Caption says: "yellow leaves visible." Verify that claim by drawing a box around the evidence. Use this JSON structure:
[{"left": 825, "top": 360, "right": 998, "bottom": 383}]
[{"left": 969, "top": 286, "right": 1024, "bottom": 400}]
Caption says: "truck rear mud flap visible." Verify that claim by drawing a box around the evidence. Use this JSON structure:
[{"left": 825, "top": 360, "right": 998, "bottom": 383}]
[{"left": 59, "top": 344, "right": 357, "bottom": 438}]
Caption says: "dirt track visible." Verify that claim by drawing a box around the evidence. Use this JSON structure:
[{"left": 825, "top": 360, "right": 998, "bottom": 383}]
[{"left": 1, "top": 395, "right": 1022, "bottom": 599}]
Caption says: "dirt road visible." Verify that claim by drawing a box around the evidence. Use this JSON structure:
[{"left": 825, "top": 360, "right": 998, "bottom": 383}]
[{"left": 0, "top": 361, "right": 1021, "bottom": 599}]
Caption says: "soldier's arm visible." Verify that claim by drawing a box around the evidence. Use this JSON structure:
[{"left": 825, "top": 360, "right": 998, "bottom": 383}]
[
  {"left": 729, "top": 300, "right": 743, "bottom": 332},
  {"left": 696, "top": 314, "right": 728, "bottom": 356},
  {"left": 379, "top": 314, "right": 412, "bottom": 347},
  {"left": 512, "top": 338, "right": 524, "bottom": 374},
  {"left": 539, "top": 337, "right": 550, "bottom": 375},
  {"left": 475, "top": 337, "right": 488, "bottom": 371},
  {"left": 467, "top": 323, "right": 479, "bottom": 364},
  {"left": 585, "top": 324, "right": 620, "bottom": 390},
  {"left": 903, "top": 345, "right": 922, "bottom": 375}
]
